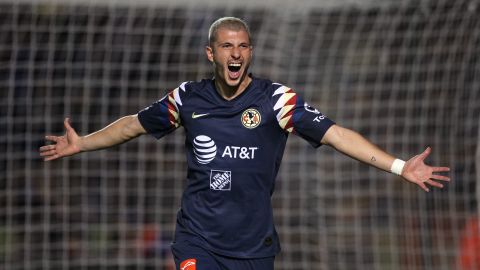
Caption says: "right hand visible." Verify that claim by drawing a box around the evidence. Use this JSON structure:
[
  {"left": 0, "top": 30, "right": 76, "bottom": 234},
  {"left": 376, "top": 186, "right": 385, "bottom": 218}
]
[{"left": 40, "top": 118, "right": 82, "bottom": 161}]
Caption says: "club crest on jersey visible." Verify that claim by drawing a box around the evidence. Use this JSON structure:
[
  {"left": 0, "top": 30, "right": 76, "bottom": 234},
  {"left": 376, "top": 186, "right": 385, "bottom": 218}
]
[{"left": 241, "top": 108, "right": 261, "bottom": 129}]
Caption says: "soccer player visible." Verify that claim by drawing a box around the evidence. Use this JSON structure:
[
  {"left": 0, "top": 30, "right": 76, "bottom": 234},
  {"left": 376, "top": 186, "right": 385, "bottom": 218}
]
[{"left": 40, "top": 17, "right": 450, "bottom": 270}]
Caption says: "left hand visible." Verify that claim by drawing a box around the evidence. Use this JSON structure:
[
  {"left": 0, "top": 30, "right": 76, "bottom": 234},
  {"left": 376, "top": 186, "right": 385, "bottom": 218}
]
[{"left": 401, "top": 147, "right": 450, "bottom": 192}]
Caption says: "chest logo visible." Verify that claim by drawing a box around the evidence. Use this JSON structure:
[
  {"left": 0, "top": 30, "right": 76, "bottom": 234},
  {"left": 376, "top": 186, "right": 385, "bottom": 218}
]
[
  {"left": 192, "top": 112, "right": 209, "bottom": 119},
  {"left": 210, "top": 170, "right": 232, "bottom": 191},
  {"left": 241, "top": 108, "right": 261, "bottom": 129},
  {"left": 193, "top": 135, "right": 217, "bottom": 164}
]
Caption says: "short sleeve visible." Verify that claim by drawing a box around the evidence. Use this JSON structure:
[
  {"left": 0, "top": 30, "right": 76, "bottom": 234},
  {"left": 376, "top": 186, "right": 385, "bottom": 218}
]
[
  {"left": 138, "top": 83, "right": 187, "bottom": 139},
  {"left": 271, "top": 84, "right": 335, "bottom": 148}
]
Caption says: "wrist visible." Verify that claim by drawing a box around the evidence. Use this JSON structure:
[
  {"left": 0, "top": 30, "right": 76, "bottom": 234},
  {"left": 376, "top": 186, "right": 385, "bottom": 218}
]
[
  {"left": 77, "top": 136, "right": 87, "bottom": 152},
  {"left": 391, "top": 159, "right": 406, "bottom": 176}
]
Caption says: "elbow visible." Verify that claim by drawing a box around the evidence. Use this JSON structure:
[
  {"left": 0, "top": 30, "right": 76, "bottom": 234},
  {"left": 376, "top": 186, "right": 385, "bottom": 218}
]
[
  {"left": 323, "top": 125, "right": 348, "bottom": 149},
  {"left": 121, "top": 115, "right": 144, "bottom": 140}
]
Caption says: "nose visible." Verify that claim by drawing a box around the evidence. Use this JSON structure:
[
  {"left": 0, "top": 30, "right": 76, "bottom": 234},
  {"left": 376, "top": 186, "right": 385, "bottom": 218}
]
[{"left": 231, "top": 46, "right": 241, "bottom": 59}]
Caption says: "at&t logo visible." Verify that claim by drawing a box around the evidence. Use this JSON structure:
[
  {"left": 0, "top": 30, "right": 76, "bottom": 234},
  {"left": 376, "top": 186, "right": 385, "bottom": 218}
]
[{"left": 193, "top": 135, "right": 217, "bottom": 164}]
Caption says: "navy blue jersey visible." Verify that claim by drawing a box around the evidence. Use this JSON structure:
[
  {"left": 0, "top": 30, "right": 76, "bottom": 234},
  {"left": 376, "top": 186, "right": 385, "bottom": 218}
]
[{"left": 138, "top": 75, "right": 335, "bottom": 258}]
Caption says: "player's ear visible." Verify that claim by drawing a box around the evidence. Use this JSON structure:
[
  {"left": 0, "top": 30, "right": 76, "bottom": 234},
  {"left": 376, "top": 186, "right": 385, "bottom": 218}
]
[{"left": 205, "top": 46, "right": 214, "bottom": 63}]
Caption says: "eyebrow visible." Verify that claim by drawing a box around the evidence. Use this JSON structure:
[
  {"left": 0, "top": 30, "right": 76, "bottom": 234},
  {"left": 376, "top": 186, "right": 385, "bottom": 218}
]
[{"left": 217, "top": 41, "right": 251, "bottom": 46}]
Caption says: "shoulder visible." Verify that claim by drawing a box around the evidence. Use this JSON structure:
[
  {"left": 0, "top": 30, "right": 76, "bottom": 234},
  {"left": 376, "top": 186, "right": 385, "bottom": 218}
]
[
  {"left": 182, "top": 78, "right": 212, "bottom": 92},
  {"left": 172, "top": 78, "right": 213, "bottom": 105},
  {"left": 265, "top": 81, "right": 297, "bottom": 104},
  {"left": 174, "top": 79, "right": 209, "bottom": 96},
  {"left": 247, "top": 77, "right": 299, "bottom": 111},
  {"left": 250, "top": 75, "right": 291, "bottom": 93},
  {"left": 250, "top": 76, "right": 276, "bottom": 90},
  {"left": 249, "top": 76, "right": 291, "bottom": 97}
]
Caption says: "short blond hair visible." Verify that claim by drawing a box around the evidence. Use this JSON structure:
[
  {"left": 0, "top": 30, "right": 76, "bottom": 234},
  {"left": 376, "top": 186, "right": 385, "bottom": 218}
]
[{"left": 208, "top": 17, "right": 251, "bottom": 46}]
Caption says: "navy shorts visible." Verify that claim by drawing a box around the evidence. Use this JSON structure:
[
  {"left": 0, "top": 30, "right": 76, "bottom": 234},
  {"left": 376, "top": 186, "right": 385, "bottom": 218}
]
[{"left": 171, "top": 240, "right": 275, "bottom": 270}]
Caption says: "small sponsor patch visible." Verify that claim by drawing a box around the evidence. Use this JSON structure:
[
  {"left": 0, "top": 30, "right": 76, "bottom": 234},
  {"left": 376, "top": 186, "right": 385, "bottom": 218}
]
[
  {"left": 241, "top": 108, "right": 261, "bottom": 129},
  {"left": 210, "top": 170, "right": 232, "bottom": 191},
  {"left": 180, "top": 258, "right": 196, "bottom": 270}
]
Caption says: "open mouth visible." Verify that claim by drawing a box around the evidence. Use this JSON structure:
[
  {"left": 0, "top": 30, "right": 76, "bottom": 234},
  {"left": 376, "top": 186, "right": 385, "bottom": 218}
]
[
  {"left": 228, "top": 63, "right": 242, "bottom": 72},
  {"left": 227, "top": 63, "right": 242, "bottom": 79}
]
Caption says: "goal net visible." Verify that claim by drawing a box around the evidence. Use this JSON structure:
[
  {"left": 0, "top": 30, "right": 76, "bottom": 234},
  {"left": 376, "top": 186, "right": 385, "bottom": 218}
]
[{"left": 1, "top": 0, "right": 479, "bottom": 269}]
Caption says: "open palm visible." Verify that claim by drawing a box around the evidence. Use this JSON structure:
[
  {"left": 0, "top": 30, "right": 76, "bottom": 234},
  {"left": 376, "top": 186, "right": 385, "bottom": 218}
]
[
  {"left": 401, "top": 147, "right": 450, "bottom": 192},
  {"left": 40, "top": 118, "right": 82, "bottom": 161}
]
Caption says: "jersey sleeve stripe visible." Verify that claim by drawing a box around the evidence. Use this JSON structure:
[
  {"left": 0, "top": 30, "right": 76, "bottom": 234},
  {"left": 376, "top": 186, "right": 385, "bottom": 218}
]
[
  {"left": 179, "top": 81, "right": 188, "bottom": 91},
  {"left": 167, "top": 91, "right": 181, "bottom": 127},
  {"left": 272, "top": 85, "right": 297, "bottom": 133},
  {"left": 272, "top": 85, "right": 290, "bottom": 97},
  {"left": 173, "top": 86, "right": 183, "bottom": 106},
  {"left": 275, "top": 104, "right": 294, "bottom": 121},
  {"left": 273, "top": 92, "right": 295, "bottom": 111}
]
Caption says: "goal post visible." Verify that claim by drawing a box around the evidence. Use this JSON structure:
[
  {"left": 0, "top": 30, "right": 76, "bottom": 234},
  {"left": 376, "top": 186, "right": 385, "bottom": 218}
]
[{"left": 1, "top": 0, "right": 479, "bottom": 269}]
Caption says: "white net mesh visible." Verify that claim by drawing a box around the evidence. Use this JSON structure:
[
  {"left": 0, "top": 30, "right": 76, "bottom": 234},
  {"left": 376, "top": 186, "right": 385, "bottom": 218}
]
[{"left": 1, "top": 0, "right": 479, "bottom": 269}]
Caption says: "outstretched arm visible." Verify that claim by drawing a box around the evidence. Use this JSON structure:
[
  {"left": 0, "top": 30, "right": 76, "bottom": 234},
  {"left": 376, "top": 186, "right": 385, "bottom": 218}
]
[
  {"left": 40, "top": 115, "right": 146, "bottom": 161},
  {"left": 321, "top": 124, "right": 450, "bottom": 192}
]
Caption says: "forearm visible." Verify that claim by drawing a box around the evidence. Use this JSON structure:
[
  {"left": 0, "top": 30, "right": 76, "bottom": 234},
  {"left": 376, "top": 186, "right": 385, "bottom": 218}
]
[
  {"left": 79, "top": 114, "right": 145, "bottom": 152},
  {"left": 323, "top": 125, "right": 397, "bottom": 173}
]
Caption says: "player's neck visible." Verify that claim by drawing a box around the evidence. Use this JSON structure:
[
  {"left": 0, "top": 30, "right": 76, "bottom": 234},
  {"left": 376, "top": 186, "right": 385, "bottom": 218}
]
[{"left": 215, "top": 75, "right": 252, "bottom": 101}]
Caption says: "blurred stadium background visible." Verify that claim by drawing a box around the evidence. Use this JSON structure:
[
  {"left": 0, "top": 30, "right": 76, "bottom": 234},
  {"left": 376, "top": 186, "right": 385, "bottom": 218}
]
[{"left": 1, "top": 0, "right": 479, "bottom": 269}]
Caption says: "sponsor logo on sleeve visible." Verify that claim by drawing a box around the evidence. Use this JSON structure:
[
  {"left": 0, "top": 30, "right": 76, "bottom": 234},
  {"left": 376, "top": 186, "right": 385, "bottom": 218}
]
[
  {"left": 210, "top": 170, "right": 232, "bottom": 191},
  {"left": 313, "top": 114, "right": 326, "bottom": 122},
  {"left": 304, "top": 102, "right": 326, "bottom": 122},
  {"left": 304, "top": 102, "right": 320, "bottom": 114},
  {"left": 180, "top": 258, "right": 196, "bottom": 270}
]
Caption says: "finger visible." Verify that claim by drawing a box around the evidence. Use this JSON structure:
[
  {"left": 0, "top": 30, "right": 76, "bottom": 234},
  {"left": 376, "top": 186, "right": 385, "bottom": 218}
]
[
  {"left": 418, "top": 147, "right": 431, "bottom": 161},
  {"left": 426, "top": 180, "right": 444, "bottom": 189},
  {"left": 432, "top": 166, "right": 450, "bottom": 172},
  {"left": 39, "top": 145, "right": 56, "bottom": 152},
  {"left": 45, "top": 135, "right": 59, "bottom": 142},
  {"left": 40, "top": 149, "right": 57, "bottom": 157},
  {"left": 44, "top": 154, "right": 60, "bottom": 162},
  {"left": 64, "top": 118, "right": 72, "bottom": 131},
  {"left": 418, "top": 182, "right": 429, "bottom": 192},
  {"left": 430, "top": 174, "right": 450, "bottom": 182}
]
